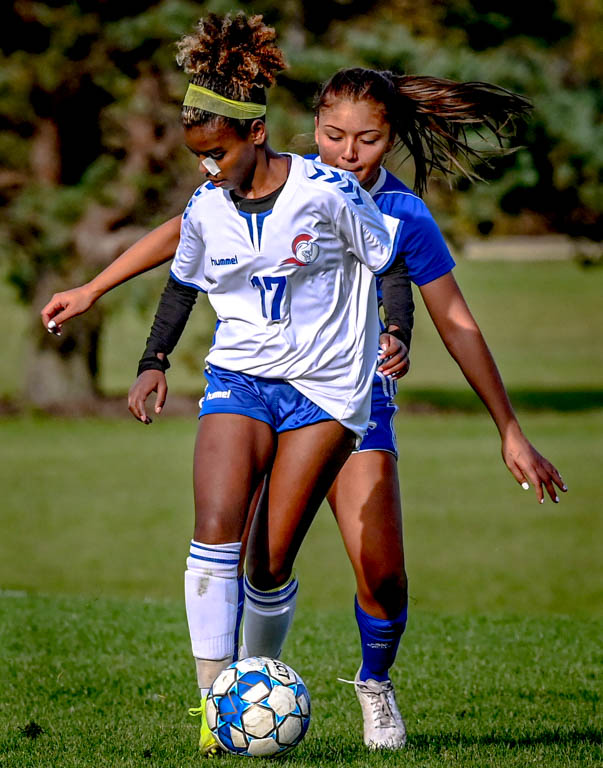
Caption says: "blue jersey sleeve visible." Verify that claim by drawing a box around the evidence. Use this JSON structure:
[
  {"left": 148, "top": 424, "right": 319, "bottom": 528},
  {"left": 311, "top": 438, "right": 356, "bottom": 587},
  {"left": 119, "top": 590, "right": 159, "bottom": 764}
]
[{"left": 394, "top": 196, "right": 455, "bottom": 286}]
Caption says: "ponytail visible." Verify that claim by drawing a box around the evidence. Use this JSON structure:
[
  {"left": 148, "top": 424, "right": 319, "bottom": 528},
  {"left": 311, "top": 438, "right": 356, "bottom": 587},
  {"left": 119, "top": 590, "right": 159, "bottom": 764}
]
[{"left": 315, "top": 68, "right": 531, "bottom": 195}]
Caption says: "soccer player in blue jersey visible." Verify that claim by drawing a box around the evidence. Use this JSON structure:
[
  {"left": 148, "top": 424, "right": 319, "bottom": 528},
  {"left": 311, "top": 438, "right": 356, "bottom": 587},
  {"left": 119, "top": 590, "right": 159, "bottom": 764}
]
[
  {"left": 241, "top": 68, "right": 567, "bottom": 750},
  {"left": 41, "top": 52, "right": 566, "bottom": 755}
]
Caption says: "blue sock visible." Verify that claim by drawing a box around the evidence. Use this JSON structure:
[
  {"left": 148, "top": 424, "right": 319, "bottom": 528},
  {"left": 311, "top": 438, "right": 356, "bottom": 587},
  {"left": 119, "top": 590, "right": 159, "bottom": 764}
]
[
  {"left": 233, "top": 574, "right": 244, "bottom": 661},
  {"left": 355, "top": 596, "right": 408, "bottom": 682}
]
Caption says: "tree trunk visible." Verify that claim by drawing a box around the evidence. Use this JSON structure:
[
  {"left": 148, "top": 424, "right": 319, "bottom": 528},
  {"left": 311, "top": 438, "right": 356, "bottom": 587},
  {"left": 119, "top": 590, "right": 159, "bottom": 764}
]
[{"left": 25, "top": 272, "right": 103, "bottom": 409}]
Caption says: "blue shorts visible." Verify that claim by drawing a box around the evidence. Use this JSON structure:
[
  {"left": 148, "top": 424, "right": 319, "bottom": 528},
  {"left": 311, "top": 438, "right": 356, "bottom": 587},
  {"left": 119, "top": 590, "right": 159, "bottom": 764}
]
[
  {"left": 355, "top": 371, "right": 398, "bottom": 457},
  {"left": 199, "top": 364, "right": 334, "bottom": 433}
]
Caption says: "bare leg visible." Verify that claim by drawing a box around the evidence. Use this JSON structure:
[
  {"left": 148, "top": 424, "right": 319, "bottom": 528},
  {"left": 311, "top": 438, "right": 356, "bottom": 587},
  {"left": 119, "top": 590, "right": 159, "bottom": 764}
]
[
  {"left": 328, "top": 451, "right": 408, "bottom": 749},
  {"left": 193, "top": 414, "right": 275, "bottom": 543},
  {"left": 187, "top": 414, "right": 275, "bottom": 691},
  {"left": 327, "top": 451, "right": 407, "bottom": 619},
  {"left": 246, "top": 420, "right": 355, "bottom": 589}
]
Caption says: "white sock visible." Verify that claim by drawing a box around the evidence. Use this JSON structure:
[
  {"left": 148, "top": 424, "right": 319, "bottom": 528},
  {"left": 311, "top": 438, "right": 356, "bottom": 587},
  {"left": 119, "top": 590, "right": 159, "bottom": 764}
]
[
  {"left": 185, "top": 540, "right": 241, "bottom": 689},
  {"left": 241, "top": 574, "right": 298, "bottom": 659}
]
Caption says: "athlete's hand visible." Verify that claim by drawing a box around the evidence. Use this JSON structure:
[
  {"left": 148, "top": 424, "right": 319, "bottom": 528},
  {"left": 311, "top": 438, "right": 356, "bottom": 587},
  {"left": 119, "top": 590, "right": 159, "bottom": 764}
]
[
  {"left": 377, "top": 333, "right": 410, "bottom": 379},
  {"left": 41, "top": 285, "right": 96, "bottom": 335},
  {"left": 128, "top": 371, "right": 168, "bottom": 425},
  {"left": 502, "top": 426, "right": 567, "bottom": 503}
]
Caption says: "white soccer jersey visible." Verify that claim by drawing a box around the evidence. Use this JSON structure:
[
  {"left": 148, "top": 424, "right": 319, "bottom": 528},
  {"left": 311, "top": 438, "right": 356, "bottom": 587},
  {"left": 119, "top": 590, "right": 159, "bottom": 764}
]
[{"left": 171, "top": 153, "right": 400, "bottom": 438}]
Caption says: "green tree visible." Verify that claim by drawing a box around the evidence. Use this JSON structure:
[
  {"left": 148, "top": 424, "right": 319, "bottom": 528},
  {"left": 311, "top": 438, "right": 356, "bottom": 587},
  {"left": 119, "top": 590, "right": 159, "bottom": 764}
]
[
  {"left": 0, "top": 0, "right": 315, "bottom": 407},
  {"left": 308, "top": 0, "right": 603, "bottom": 239},
  {"left": 1, "top": 0, "right": 600, "bottom": 407},
  {"left": 0, "top": 1, "right": 203, "bottom": 406}
]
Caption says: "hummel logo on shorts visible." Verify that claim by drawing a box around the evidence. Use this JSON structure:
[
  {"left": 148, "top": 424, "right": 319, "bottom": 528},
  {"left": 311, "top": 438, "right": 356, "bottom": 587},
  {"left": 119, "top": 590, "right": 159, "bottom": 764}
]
[{"left": 206, "top": 390, "right": 232, "bottom": 400}]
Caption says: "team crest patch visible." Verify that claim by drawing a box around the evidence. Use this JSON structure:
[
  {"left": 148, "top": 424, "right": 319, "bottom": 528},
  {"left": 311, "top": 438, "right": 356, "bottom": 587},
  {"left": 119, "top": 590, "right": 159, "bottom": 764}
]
[{"left": 281, "top": 234, "right": 319, "bottom": 266}]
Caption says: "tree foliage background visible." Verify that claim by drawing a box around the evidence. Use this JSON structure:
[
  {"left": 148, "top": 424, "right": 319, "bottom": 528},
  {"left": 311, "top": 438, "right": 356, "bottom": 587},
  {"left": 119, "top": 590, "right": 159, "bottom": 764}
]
[{"left": 0, "top": 0, "right": 601, "bottom": 405}]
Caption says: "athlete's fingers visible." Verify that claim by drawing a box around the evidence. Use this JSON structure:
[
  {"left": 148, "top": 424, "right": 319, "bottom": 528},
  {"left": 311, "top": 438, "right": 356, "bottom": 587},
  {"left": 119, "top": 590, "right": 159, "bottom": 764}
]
[
  {"left": 542, "top": 474, "right": 559, "bottom": 503},
  {"left": 41, "top": 287, "right": 95, "bottom": 331},
  {"left": 46, "top": 319, "right": 63, "bottom": 336},
  {"left": 378, "top": 334, "right": 409, "bottom": 376},
  {"left": 526, "top": 474, "right": 544, "bottom": 503},
  {"left": 41, "top": 299, "right": 66, "bottom": 335},
  {"left": 522, "top": 465, "right": 545, "bottom": 503},
  {"left": 381, "top": 353, "right": 410, "bottom": 379},
  {"left": 129, "top": 371, "right": 165, "bottom": 424},
  {"left": 535, "top": 460, "right": 564, "bottom": 503},
  {"left": 504, "top": 452, "right": 544, "bottom": 502},
  {"left": 128, "top": 380, "right": 150, "bottom": 423},
  {"left": 155, "top": 377, "right": 168, "bottom": 413},
  {"left": 47, "top": 308, "right": 73, "bottom": 328},
  {"left": 548, "top": 463, "right": 568, "bottom": 493},
  {"left": 393, "top": 357, "right": 410, "bottom": 379},
  {"left": 128, "top": 388, "right": 145, "bottom": 423},
  {"left": 41, "top": 297, "right": 72, "bottom": 327},
  {"left": 378, "top": 333, "right": 403, "bottom": 357},
  {"left": 383, "top": 355, "right": 410, "bottom": 376},
  {"left": 519, "top": 449, "right": 566, "bottom": 503},
  {"left": 41, "top": 295, "right": 63, "bottom": 325},
  {"left": 507, "top": 460, "right": 530, "bottom": 489},
  {"left": 132, "top": 394, "right": 151, "bottom": 424},
  {"left": 501, "top": 432, "right": 566, "bottom": 504}
]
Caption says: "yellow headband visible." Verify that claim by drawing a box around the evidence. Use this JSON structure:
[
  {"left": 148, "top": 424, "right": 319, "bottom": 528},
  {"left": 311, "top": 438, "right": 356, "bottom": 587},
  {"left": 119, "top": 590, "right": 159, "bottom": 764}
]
[{"left": 183, "top": 83, "right": 266, "bottom": 119}]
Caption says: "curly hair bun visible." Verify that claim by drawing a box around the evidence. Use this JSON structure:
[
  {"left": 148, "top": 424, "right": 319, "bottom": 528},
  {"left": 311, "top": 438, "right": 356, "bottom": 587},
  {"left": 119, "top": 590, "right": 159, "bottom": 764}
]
[{"left": 176, "top": 12, "right": 286, "bottom": 101}]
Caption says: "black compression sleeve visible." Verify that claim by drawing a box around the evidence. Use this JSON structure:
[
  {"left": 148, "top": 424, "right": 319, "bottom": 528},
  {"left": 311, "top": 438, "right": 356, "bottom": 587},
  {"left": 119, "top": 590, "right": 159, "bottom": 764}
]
[
  {"left": 137, "top": 275, "right": 199, "bottom": 376},
  {"left": 380, "top": 257, "right": 415, "bottom": 349}
]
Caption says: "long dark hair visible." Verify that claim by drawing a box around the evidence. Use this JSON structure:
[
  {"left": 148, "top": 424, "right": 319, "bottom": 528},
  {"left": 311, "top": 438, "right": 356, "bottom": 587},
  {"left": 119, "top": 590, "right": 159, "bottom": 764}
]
[
  {"left": 176, "top": 12, "right": 286, "bottom": 134},
  {"left": 315, "top": 68, "right": 531, "bottom": 195}
]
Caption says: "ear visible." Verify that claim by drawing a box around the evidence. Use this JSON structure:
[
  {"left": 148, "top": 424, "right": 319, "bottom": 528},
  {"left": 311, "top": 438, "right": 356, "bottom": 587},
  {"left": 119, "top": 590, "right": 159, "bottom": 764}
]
[
  {"left": 313, "top": 115, "right": 320, "bottom": 146},
  {"left": 250, "top": 119, "right": 267, "bottom": 146}
]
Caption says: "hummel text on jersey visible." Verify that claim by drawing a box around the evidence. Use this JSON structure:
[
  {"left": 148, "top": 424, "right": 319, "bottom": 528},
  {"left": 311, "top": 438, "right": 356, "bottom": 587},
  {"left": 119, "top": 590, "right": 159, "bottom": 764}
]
[
  {"left": 210, "top": 256, "right": 238, "bottom": 266},
  {"left": 206, "top": 389, "right": 232, "bottom": 400}
]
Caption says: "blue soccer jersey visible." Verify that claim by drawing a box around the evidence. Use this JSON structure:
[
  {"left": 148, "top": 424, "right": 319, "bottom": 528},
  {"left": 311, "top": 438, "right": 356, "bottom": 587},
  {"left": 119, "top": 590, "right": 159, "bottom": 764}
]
[
  {"left": 361, "top": 166, "right": 456, "bottom": 455},
  {"left": 368, "top": 167, "right": 455, "bottom": 286}
]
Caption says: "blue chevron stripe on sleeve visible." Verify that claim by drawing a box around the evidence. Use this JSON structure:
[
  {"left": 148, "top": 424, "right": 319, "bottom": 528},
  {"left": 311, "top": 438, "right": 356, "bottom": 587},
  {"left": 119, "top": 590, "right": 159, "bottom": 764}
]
[{"left": 309, "top": 164, "right": 364, "bottom": 204}]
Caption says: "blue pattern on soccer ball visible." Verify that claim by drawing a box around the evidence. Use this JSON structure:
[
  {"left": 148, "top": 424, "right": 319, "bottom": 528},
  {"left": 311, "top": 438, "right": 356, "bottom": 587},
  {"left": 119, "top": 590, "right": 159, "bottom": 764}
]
[
  {"left": 217, "top": 692, "right": 246, "bottom": 723},
  {"left": 207, "top": 656, "right": 311, "bottom": 757}
]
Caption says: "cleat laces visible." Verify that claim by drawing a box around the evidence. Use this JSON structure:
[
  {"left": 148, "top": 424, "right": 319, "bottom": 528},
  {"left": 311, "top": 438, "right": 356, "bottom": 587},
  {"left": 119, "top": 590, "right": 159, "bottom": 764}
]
[
  {"left": 339, "top": 676, "right": 396, "bottom": 729},
  {"left": 339, "top": 672, "right": 406, "bottom": 749}
]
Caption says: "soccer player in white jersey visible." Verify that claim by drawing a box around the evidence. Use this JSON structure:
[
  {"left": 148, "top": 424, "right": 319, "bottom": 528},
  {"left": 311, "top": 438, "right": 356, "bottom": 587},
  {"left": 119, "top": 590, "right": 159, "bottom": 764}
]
[
  {"left": 41, "top": 54, "right": 567, "bottom": 754},
  {"left": 80, "top": 13, "right": 409, "bottom": 757}
]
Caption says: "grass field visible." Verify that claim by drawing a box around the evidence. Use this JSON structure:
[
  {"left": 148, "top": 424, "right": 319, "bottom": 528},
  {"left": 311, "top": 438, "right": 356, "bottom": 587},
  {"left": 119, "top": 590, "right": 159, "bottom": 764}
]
[
  {"left": 1, "top": 258, "right": 602, "bottom": 765},
  {"left": 1, "top": 595, "right": 600, "bottom": 767},
  {"left": 1, "top": 411, "right": 601, "bottom": 613},
  {"left": 1, "top": 411, "right": 601, "bottom": 766}
]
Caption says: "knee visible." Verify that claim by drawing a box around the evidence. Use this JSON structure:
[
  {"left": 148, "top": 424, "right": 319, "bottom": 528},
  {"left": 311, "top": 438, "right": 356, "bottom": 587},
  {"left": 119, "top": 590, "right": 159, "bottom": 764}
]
[
  {"left": 245, "top": 557, "right": 292, "bottom": 592},
  {"left": 193, "top": 505, "right": 241, "bottom": 544}
]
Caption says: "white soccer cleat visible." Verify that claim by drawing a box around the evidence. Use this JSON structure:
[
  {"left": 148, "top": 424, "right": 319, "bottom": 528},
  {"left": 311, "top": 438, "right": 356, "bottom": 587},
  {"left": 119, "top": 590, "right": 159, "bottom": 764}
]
[{"left": 353, "top": 669, "right": 406, "bottom": 750}]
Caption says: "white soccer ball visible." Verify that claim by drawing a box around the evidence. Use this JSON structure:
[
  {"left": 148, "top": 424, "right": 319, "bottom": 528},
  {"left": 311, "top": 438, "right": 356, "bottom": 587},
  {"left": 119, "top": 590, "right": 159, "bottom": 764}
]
[{"left": 207, "top": 656, "right": 311, "bottom": 757}]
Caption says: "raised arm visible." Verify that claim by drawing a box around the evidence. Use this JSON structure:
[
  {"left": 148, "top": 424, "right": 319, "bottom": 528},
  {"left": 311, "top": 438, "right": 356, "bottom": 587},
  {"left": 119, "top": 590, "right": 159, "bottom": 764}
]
[
  {"left": 41, "top": 215, "right": 182, "bottom": 333},
  {"left": 419, "top": 271, "right": 567, "bottom": 503}
]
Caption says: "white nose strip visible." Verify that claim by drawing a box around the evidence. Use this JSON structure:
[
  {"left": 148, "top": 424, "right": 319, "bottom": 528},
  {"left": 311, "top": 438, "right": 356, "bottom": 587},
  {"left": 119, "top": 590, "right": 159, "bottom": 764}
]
[{"left": 202, "top": 157, "right": 221, "bottom": 176}]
